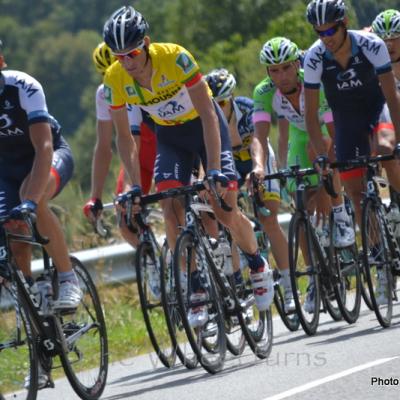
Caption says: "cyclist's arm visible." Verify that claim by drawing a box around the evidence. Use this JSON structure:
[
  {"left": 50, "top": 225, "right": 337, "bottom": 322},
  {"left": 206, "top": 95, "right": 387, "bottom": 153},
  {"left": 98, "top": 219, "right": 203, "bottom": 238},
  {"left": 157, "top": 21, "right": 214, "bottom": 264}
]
[
  {"left": 304, "top": 87, "right": 327, "bottom": 156},
  {"left": 251, "top": 121, "right": 270, "bottom": 174},
  {"left": 25, "top": 122, "right": 53, "bottom": 203},
  {"left": 110, "top": 107, "right": 141, "bottom": 186},
  {"left": 90, "top": 119, "right": 113, "bottom": 199},
  {"left": 379, "top": 71, "right": 400, "bottom": 142},
  {"left": 277, "top": 118, "right": 289, "bottom": 169},
  {"left": 188, "top": 79, "right": 221, "bottom": 170}
]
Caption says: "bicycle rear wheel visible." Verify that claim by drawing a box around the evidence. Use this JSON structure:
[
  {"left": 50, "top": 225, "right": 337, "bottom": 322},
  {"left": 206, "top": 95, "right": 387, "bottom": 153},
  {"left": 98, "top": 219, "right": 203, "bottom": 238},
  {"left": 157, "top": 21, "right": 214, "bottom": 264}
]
[
  {"left": 0, "top": 281, "right": 38, "bottom": 400},
  {"left": 59, "top": 256, "right": 108, "bottom": 400},
  {"left": 160, "top": 245, "right": 197, "bottom": 369},
  {"left": 136, "top": 240, "right": 177, "bottom": 368},
  {"left": 288, "top": 212, "right": 321, "bottom": 336},
  {"left": 361, "top": 199, "right": 393, "bottom": 328},
  {"left": 174, "top": 230, "right": 226, "bottom": 374}
]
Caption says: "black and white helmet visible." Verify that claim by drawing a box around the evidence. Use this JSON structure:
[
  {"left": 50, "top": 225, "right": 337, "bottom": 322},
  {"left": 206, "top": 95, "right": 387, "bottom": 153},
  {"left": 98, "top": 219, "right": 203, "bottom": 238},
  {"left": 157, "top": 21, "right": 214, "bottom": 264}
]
[
  {"left": 103, "top": 6, "right": 148, "bottom": 52},
  {"left": 204, "top": 69, "right": 236, "bottom": 101},
  {"left": 306, "top": 0, "right": 346, "bottom": 26}
]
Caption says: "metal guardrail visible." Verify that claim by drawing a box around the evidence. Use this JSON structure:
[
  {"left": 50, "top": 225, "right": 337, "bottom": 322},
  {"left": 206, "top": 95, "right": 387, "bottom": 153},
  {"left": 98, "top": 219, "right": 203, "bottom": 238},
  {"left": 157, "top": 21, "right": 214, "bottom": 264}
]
[{"left": 31, "top": 212, "right": 292, "bottom": 284}]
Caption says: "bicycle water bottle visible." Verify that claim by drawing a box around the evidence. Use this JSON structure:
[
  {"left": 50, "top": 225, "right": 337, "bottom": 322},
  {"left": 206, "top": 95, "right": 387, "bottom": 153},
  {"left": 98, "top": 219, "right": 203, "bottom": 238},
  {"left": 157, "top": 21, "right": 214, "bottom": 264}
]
[{"left": 35, "top": 275, "right": 53, "bottom": 314}]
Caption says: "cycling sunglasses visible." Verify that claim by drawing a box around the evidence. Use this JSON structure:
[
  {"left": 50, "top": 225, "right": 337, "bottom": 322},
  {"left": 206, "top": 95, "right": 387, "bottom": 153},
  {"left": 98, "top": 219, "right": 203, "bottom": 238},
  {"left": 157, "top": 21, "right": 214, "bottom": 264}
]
[
  {"left": 314, "top": 23, "right": 342, "bottom": 38},
  {"left": 112, "top": 42, "right": 145, "bottom": 60}
]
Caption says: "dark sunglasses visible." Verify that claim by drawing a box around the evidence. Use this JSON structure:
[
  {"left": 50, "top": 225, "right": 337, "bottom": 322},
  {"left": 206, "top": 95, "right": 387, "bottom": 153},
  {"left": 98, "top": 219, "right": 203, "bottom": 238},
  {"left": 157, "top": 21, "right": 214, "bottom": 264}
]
[{"left": 314, "top": 23, "right": 342, "bottom": 38}]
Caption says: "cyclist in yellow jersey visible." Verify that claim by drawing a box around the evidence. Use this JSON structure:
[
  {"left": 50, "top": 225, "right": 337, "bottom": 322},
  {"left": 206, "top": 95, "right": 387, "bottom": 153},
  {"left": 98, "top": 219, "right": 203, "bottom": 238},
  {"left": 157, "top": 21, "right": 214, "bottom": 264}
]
[{"left": 102, "top": 6, "right": 274, "bottom": 327}]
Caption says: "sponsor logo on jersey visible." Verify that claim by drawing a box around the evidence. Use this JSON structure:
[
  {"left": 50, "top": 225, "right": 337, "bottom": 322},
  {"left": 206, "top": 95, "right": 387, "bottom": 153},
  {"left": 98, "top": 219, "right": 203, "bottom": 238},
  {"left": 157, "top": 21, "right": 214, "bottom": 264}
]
[
  {"left": 103, "top": 85, "right": 112, "bottom": 104},
  {"left": 125, "top": 85, "right": 137, "bottom": 97},
  {"left": 336, "top": 68, "right": 362, "bottom": 90},
  {"left": 143, "top": 87, "right": 181, "bottom": 106},
  {"left": 3, "top": 100, "right": 13, "bottom": 110},
  {"left": 306, "top": 48, "right": 324, "bottom": 71},
  {"left": 359, "top": 37, "right": 381, "bottom": 56},
  {"left": 158, "top": 100, "right": 185, "bottom": 119},
  {"left": 158, "top": 75, "right": 175, "bottom": 88},
  {"left": 176, "top": 53, "right": 195, "bottom": 74},
  {"left": 15, "top": 78, "right": 38, "bottom": 98}
]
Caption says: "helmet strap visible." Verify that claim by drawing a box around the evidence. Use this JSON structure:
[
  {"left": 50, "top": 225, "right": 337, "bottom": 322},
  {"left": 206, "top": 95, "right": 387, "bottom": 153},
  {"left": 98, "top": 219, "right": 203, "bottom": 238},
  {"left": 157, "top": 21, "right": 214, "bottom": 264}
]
[{"left": 227, "top": 98, "right": 234, "bottom": 123}]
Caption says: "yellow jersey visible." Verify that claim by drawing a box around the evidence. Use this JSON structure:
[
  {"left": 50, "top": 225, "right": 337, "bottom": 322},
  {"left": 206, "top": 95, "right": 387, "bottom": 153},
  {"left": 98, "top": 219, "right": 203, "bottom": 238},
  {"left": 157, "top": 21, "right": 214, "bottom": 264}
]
[{"left": 103, "top": 43, "right": 205, "bottom": 126}]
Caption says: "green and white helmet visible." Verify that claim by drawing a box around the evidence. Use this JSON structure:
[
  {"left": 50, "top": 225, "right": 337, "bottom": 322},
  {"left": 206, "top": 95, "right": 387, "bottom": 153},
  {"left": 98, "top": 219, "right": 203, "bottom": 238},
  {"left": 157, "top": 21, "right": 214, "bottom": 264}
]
[
  {"left": 371, "top": 9, "right": 400, "bottom": 39},
  {"left": 260, "top": 37, "right": 299, "bottom": 66}
]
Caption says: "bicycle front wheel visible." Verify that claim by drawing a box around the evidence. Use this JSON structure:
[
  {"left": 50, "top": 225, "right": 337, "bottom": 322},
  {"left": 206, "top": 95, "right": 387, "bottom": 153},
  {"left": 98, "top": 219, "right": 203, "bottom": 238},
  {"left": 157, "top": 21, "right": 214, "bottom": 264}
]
[
  {"left": 59, "top": 256, "right": 108, "bottom": 400},
  {"left": 361, "top": 199, "right": 393, "bottom": 328},
  {"left": 288, "top": 213, "right": 321, "bottom": 336},
  {"left": 136, "top": 240, "right": 177, "bottom": 368},
  {"left": 0, "top": 281, "right": 38, "bottom": 400},
  {"left": 174, "top": 230, "right": 226, "bottom": 374}
]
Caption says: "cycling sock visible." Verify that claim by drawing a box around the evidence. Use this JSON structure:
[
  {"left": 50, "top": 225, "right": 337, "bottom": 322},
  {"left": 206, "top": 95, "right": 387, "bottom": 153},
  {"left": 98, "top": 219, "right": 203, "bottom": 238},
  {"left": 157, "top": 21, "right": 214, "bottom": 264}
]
[
  {"left": 58, "top": 271, "right": 79, "bottom": 285},
  {"left": 332, "top": 204, "right": 350, "bottom": 222},
  {"left": 243, "top": 250, "right": 265, "bottom": 272}
]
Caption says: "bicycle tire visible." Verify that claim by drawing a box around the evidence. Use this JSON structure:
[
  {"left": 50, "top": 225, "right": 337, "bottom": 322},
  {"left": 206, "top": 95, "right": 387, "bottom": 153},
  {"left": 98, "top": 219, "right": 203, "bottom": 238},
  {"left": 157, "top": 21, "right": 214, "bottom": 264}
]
[
  {"left": 159, "top": 244, "right": 197, "bottom": 369},
  {"left": 174, "top": 230, "right": 226, "bottom": 374},
  {"left": 235, "top": 274, "right": 273, "bottom": 359},
  {"left": 273, "top": 269, "right": 300, "bottom": 332},
  {"left": 0, "top": 282, "right": 38, "bottom": 400},
  {"left": 361, "top": 199, "right": 393, "bottom": 328},
  {"left": 136, "top": 241, "right": 177, "bottom": 368},
  {"left": 59, "top": 256, "right": 108, "bottom": 400},
  {"left": 288, "top": 212, "right": 321, "bottom": 336}
]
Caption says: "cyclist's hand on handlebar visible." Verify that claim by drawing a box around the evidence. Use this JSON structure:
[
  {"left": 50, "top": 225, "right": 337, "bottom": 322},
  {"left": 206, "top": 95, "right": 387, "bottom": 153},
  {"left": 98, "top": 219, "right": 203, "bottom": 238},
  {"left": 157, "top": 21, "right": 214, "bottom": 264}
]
[
  {"left": 83, "top": 197, "right": 103, "bottom": 222},
  {"left": 126, "top": 184, "right": 143, "bottom": 214},
  {"left": 8, "top": 200, "right": 37, "bottom": 229},
  {"left": 313, "top": 154, "right": 330, "bottom": 175},
  {"left": 205, "top": 169, "right": 229, "bottom": 198},
  {"left": 10, "top": 200, "right": 37, "bottom": 219}
]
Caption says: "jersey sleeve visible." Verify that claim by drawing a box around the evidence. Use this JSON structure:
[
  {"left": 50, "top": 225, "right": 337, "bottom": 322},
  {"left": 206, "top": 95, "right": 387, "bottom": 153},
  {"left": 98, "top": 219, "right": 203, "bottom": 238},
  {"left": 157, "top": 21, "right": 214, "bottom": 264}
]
[
  {"left": 103, "top": 65, "right": 126, "bottom": 109},
  {"left": 318, "top": 86, "right": 333, "bottom": 123},
  {"left": 127, "top": 105, "right": 143, "bottom": 135},
  {"left": 357, "top": 32, "right": 392, "bottom": 75},
  {"left": 304, "top": 41, "right": 324, "bottom": 89},
  {"left": 95, "top": 85, "right": 111, "bottom": 121},
  {"left": 18, "top": 72, "right": 50, "bottom": 124},
  {"left": 252, "top": 79, "right": 274, "bottom": 124},
  {"left": 174, "top": 45, "right": 201, "bottom": 87}
]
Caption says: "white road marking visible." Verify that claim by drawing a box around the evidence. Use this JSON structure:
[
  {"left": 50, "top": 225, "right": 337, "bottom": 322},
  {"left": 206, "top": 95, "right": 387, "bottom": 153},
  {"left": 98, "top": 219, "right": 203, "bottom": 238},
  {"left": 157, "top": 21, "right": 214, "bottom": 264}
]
[{"left": 263, "top": 356, "right": 399, "bottom": 400}]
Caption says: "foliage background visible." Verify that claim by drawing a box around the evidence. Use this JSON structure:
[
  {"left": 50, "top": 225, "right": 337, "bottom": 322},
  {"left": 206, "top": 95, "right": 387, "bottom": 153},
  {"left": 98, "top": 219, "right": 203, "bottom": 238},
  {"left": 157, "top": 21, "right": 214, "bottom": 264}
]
[{"left": 0, "top": 0, "right": 399, "bottom": 248}]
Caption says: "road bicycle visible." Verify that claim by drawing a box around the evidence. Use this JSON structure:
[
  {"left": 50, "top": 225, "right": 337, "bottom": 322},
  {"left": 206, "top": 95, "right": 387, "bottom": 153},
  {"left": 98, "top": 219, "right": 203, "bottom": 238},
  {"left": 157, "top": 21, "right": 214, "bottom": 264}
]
[
  {"left": 334, "top": 154, "right": 400, "bottom": 328},
  {"left": 0, "top": 213, "right": 108, "bottom": 400},
  {"left": 264, "top": 166, "right": 346, "bottom": 335}
]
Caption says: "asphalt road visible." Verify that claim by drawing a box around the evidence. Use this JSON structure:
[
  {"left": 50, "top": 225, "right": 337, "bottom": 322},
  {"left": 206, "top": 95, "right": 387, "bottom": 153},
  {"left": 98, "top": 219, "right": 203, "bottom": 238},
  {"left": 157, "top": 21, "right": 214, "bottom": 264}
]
[{"left": 32, "top": 301, "right": 400, "bottom": 400}]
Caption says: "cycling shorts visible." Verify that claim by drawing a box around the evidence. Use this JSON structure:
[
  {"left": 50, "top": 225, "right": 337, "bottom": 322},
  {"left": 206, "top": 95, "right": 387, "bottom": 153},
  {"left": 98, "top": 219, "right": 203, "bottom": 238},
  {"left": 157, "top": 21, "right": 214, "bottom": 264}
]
[
  {"left": 0, "top": 136, "right": 74, "bottom": 217},
  {"left": 154, "top": 101, "right": 237, "bottom": 191},
  {"left": 286, "top": 124, "right": 329, "bottom": 193}
]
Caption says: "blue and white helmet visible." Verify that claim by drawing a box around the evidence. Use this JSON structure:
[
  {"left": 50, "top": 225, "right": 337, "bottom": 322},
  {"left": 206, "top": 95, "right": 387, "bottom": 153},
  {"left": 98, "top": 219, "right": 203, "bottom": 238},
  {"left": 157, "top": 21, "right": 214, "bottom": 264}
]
[
  {"left": 306, "top": 0, "right": 346, "bottom": 26},
  {"left": 205, "top": 69, "right": 236, "bottom": 101},
  {"left": 103, "top": 6, "right": 148, "bottom": 52}
]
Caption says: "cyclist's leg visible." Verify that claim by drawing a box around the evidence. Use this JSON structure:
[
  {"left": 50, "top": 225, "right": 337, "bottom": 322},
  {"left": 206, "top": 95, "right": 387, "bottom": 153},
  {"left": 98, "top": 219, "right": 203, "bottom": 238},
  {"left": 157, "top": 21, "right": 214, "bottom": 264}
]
[
  {"left": 25, "top": 139, "right": 81, "bottom": 309},
  {"left": 371, "top": 108, "right": 400, "bottom": 192},
  {"left": 207, "top": 104, "right": 273, "bottom": 310}
]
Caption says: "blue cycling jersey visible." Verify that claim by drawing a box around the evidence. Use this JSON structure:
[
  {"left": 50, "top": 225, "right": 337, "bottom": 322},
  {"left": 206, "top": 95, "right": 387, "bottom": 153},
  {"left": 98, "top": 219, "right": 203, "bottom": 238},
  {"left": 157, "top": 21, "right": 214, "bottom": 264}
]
[
  {"left": 0, "top": 70, "right": 62, "bottom": 162},
  {"left": 304, "top": 30, "right": 391, "bottom": 112}
]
